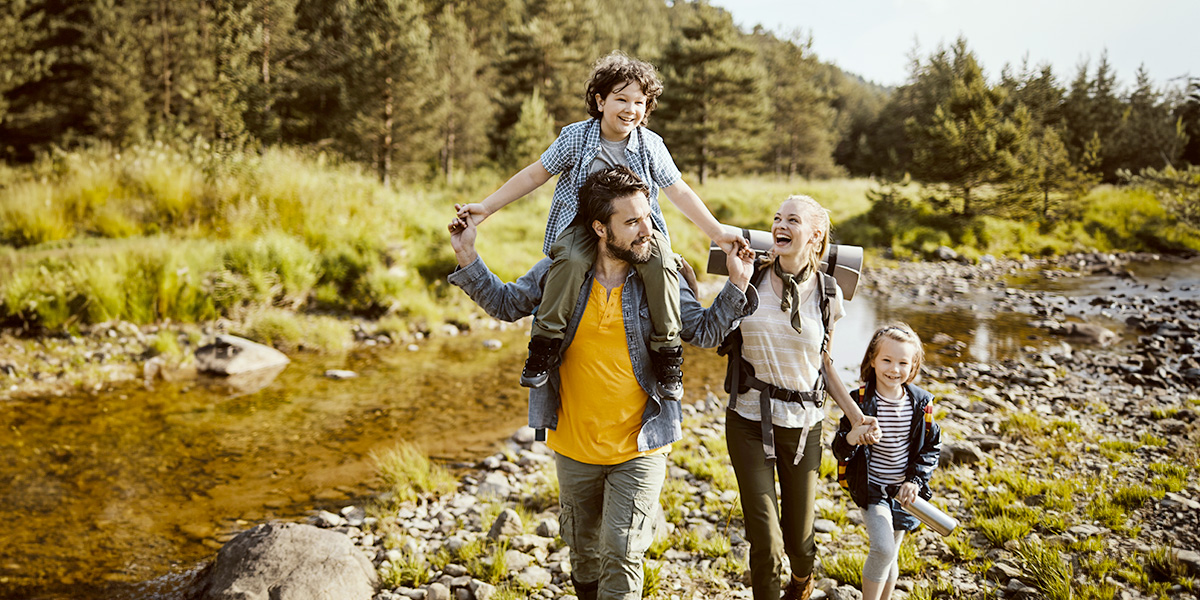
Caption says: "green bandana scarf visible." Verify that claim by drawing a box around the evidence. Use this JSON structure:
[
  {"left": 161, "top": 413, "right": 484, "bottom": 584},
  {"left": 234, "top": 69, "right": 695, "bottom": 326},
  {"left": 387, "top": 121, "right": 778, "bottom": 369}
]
[{"left": 773, "top": 257, "right": 812, "bottom": 335}]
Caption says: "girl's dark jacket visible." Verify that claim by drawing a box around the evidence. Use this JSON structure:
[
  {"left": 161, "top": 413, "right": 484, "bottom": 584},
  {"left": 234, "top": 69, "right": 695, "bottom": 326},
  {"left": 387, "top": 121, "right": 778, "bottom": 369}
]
[{"left": 832, "top": 381, "right": 942, "bottom": 508}]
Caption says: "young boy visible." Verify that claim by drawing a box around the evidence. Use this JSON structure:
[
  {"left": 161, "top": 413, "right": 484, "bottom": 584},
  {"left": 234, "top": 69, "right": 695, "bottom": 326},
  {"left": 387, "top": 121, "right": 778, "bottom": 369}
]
[{"left": 456, "top": 51, "right": 742, "bottom": 400}]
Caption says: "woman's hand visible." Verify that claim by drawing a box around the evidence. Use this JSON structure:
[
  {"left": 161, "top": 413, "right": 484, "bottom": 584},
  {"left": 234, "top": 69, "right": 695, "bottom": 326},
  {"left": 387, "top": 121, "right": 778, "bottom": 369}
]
[
  {"left": 896, "top": 481, "right": 919, "bottom": 506},
  {"left": 846, "top": 418, "right": 881, "bottom": 445}
]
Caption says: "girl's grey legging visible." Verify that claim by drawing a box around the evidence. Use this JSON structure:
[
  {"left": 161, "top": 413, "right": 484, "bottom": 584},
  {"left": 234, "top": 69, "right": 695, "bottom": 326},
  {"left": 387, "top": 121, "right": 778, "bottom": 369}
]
[{"left": 863, "top": 503, "right": 907, "bottom": 583}]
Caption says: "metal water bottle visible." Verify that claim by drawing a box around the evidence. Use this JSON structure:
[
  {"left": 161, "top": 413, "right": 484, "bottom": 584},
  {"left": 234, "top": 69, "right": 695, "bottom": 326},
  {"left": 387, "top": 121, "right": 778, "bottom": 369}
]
[{"left": 902, "top": 497, "right": 958, "bottom": 536}]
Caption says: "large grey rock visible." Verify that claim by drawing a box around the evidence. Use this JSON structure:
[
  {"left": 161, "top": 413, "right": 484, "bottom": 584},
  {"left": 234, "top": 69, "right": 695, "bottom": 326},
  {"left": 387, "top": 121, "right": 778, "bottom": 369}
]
[
  {"left": 186, "top": 522, "right": 377, "bottom": 600},
  {"left": 488, "top": 508, "right": 523, "bottom": 540},
  {"left": 196, "top": 334, "right": 290, "bottom": 376},
  {"left": 1176, "top": 549, "right": 1200, "bottom": 578},
  {"left": 939, "top": 440, "right": 985, "bottom": 466}
]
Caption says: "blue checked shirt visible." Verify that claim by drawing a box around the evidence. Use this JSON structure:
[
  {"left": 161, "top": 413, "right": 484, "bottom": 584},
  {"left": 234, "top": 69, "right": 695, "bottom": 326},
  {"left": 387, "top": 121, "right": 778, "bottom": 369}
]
[{"left": 539, "top": 118, "right": 683, "bottom": 256}]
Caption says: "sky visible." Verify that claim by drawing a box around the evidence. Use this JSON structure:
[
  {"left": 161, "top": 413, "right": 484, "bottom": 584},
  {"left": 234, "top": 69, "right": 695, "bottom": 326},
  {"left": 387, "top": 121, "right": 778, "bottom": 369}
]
[{"left": 705, "top": 0, "right": 1199, "bottom": 90}]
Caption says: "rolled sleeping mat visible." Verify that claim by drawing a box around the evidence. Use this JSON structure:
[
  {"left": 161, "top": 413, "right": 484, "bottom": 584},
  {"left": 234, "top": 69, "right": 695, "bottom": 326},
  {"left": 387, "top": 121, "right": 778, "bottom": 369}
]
[{"left": 705, "top": 225, "right": 863, "bottom": 301}]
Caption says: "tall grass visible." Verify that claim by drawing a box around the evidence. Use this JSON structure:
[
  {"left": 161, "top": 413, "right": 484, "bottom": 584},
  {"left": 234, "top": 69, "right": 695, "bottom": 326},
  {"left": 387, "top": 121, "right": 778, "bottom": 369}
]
[{"left": 4, "top": 144, "right": 1198, "bottom": 335}]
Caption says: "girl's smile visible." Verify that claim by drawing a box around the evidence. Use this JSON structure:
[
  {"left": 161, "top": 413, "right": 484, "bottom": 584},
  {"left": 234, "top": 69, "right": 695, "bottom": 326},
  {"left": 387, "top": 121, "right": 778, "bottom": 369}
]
[{"left": 871, "top": 337, "right": 919, "bottom": 396}]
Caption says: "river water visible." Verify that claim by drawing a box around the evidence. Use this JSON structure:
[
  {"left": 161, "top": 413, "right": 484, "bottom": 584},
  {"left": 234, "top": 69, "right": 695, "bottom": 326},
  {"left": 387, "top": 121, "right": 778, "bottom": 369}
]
[{"left": 2, "top": 258, "right": 1198, "bottom": 599}]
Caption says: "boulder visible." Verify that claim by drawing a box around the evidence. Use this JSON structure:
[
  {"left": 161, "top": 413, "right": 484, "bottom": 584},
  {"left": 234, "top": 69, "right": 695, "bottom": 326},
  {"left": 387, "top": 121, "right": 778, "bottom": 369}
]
[
  {"left": 185, "top": 522, "right": 377, "bottom": 600},
  {"left": 196, "top": 334, "right": 290, "bottom": 376},
  {"left": 939, "top": 440, "right": 985, "bottom": 466}
]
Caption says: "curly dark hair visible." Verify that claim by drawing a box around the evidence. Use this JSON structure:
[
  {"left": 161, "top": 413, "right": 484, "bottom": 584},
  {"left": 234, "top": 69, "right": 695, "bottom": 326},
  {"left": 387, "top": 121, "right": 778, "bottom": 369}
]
[
  {"left": 584, "top": 51, "right": 664, "bottom": 125},
  {"left": 571, "top": 166, "right": 650, "bottom": 231}
]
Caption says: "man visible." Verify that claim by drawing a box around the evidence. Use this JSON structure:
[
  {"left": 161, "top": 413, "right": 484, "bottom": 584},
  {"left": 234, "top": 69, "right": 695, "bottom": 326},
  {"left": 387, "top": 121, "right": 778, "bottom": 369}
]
[{"left": 448, "top": 166, "right": 756, "bottom": 600}]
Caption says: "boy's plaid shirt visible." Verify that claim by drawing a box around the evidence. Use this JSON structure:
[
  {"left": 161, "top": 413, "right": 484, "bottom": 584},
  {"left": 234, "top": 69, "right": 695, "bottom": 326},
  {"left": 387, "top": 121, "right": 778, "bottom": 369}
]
[{"left": 538, "top": 118, "right": 683, "bottom": 255}]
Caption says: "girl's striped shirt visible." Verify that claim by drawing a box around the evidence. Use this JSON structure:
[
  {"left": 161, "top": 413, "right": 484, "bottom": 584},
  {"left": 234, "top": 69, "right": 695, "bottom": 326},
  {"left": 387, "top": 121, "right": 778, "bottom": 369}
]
[{"left": 867, "top": 388, "right": 913, "bottom": 485}]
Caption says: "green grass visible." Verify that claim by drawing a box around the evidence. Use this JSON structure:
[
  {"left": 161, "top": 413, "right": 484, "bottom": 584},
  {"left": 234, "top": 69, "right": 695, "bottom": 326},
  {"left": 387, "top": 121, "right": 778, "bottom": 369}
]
[
  {"left": 372, "top": 441, "right": 458, "bottom": 503},
  {"left": 976, "top": 514, "right": 1034, "bottom": 547},
  {"left": 943, "top": 532, "right": 980, "bottom": 562},
  {"left": 1111, "top": 483, "right": 1163, "bottom": 511},
  {"left": 1150, "top": 408, "right": 1180, "bottom": 420},
  {"left": 379, "top": 549, "right": 433, "bottom": 588},
  {"left": 642, "top": 561, "right": 663, "bottom": 598},
  {"left": 1149, "top": 462, "right": 1189, "bottom": 493},
  {"left": 1139, "top": 432, "right": 1168, "bottom": 448},
  {"left": 822, "top": 552, "right": 865, "bottom": 586},
  {"left": 6, "top": 143, "right": 1200, "bottom": 342},
  {"left": 1015, "top": 541, "right": 1072, "bottom": 600}
]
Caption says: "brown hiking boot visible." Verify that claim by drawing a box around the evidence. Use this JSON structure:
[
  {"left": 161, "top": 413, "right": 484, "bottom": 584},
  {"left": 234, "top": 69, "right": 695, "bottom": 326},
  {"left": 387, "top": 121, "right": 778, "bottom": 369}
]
[{"left": 782, "top": 574, "right": 814, "bottom": 600}]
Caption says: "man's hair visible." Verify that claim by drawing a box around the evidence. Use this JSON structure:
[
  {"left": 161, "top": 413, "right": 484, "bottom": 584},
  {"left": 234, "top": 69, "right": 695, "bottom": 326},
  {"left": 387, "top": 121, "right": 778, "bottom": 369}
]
[
  {"left": 571, "top": 165, "right": 650, "bottom": 232},
  {"left": 859, "top": 322, "right": 925, "bottom": 385},
  {"left": 584, "top": 51, "right": 663, "bottom": 125}
]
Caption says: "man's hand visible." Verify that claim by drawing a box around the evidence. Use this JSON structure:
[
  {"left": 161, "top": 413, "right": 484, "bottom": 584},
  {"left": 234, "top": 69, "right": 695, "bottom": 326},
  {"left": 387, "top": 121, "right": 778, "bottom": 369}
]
[
  {"left": 896, "top": 481, "right": 919, "bottom": 506},
  {"left": 713, "top": 229, "right": 747, "bottom": 255},
  {"left": 726, "top": 244, "right": 756, "bottom": 291},
  {"left": 455, "top": 203, "right": 490, "bottom": 227},
  {"left": 448, "top": 214, "right": 478, "bottom": 267}
]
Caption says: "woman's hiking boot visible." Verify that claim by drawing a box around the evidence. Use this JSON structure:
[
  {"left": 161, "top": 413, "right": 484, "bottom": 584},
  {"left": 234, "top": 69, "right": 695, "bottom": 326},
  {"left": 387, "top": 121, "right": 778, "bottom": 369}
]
[
  {"left": 651, "top": 345, "right": 684, "bottom": 400},
  {"left": 520, "top": 336, "right": 562, "bottom": 388},
  {"left": 781, "top": 573, "right": 814, "bottom": 600}
]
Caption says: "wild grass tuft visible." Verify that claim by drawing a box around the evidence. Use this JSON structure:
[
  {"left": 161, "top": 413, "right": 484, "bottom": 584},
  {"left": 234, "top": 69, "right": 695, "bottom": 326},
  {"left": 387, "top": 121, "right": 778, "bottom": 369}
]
[
  {"left": 659, "top": 478, "right": 691, "bottom": 525},
  {"left": 467, "top": 539, "right": 509, "bottom": 585},
  {"left": 642, "top": 561, "right": 663, "bottom": 598},
  {"left": 1111, "top": 483, "right": 1163, "bottom": 511},
  {"left": 1149, "top": 462, "right": 1188, "bottom": 493},
  {"left": 976, "top": 514, "right": 1034, "bottom": 547},
  {"left": 1149, "top": 408, "right": 1180, "bottom": 420},
  {"left": 943, "top": 533, "right": 980, "bottom": 562},
  {"left": 372, "top": 441, "right": 457, "bottom": 503},
  {"left": 822, "top": 552, "right": 865, "bottom": 586},
  {"left": 1139, "top": 432, "right": 1168, "bottom": 448},
  {"left": 1100, "top": 439, "right": 1139, "bottom": 453},
  {"left": 1015, "top": 540, "right": 1072, "bottom": 600},
  {"left": 379, "top": 549, "right": 433, "bottom": 588}
]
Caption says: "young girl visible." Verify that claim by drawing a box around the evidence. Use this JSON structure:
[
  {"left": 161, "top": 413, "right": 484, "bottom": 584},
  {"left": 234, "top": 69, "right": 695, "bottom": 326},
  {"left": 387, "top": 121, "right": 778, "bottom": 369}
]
[{"left": 833, "top": 323, "right": 942, "bottom": 600}]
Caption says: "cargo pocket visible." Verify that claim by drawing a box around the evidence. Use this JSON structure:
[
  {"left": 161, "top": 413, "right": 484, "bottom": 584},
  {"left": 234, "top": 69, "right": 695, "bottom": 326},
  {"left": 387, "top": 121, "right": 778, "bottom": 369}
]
[
  {"left": 559, "top": 501, "right": 576, "bottom": 550},
  {"left": 624, "top": 488, "right": 659, "bottom": 560}
]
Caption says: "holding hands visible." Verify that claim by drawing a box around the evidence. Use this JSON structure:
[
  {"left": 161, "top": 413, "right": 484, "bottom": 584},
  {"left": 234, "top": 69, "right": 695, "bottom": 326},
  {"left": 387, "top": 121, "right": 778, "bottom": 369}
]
[
  {"left": 847, "top": 415, "right": 882, "bottom": 446},
  {"left": 449, "top": 206, "right": 479, "bottom": 267}
]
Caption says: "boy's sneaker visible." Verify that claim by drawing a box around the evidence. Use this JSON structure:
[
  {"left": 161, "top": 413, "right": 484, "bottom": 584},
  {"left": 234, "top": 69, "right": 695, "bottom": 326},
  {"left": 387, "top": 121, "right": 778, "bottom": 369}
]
[
  {"left": 651, "top": 345, "right": 684, "bottom": 400},
  {"left": 520, "top": 336, "right": 562, "bottom": 388}
]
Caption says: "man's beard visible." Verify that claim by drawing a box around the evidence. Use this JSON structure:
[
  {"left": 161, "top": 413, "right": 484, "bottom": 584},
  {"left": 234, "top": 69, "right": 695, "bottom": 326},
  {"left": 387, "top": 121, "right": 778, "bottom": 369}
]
[{"left": 605, "top": 228, "right": 652, "bottom": 264}]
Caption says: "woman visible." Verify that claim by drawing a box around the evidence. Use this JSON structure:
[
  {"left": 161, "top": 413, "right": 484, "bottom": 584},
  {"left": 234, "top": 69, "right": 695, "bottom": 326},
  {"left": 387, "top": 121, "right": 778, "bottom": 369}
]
[{"left": 722, "top": 195, "right": 878, "bottom": 600}]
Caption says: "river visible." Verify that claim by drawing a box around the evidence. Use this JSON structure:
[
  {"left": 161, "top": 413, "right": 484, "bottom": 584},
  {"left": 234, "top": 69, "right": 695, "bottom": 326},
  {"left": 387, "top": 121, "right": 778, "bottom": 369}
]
[{"left": 2, "top": 257, "right": 1197, "bottom": 599}]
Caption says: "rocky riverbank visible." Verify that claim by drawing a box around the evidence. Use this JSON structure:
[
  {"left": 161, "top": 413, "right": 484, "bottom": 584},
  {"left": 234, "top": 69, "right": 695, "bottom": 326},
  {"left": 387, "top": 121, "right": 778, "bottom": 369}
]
[{"left": 184, "top": 251, "right": 1200, "bottom": 600}]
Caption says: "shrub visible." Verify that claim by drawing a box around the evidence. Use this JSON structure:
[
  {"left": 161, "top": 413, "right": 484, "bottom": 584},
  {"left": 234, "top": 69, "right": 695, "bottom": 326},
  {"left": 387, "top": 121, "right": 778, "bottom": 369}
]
[{"left": 372, "top": 441, "right": 457, "bottom": 503}]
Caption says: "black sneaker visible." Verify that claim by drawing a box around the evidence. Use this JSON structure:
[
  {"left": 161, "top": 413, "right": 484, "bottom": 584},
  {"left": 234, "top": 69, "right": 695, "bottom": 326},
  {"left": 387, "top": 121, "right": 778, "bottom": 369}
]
[
  {"left": 520, "top": 336, "right": 562, "bottom": 388},
  {"left": 651, "top": 345, "right": 684, "bottom": 400}
]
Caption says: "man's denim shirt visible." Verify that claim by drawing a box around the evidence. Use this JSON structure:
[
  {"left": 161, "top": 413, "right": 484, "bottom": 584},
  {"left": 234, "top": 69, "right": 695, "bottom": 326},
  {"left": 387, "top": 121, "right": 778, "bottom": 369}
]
[{"left": 448, "top": 256, "right": 758, "bottom": 453}]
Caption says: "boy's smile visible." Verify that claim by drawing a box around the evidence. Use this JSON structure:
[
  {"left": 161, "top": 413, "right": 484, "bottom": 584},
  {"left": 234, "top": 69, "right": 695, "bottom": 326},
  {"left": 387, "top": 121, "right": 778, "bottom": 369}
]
[{"left": 596, "top": 80, "right": 648, "bottom": 142}]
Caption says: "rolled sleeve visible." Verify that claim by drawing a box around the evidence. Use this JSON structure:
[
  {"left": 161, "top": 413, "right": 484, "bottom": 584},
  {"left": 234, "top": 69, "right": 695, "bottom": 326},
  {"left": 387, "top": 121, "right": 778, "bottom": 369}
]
[
  {"left": 448, "top": 256, "right": 550, "bottom": 322},
  {"left": 679, "top": 281, "right": 759, "bottom": 348}
]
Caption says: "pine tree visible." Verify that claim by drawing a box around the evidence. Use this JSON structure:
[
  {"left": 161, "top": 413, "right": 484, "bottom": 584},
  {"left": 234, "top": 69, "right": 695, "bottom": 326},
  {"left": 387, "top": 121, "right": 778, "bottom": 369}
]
[
  {"left": 83, "top": 0, "right": 151, "bottom": 145},
  {"left": 244, "top": 0, "right": 301, "bottom": 143},
  {"left": 755, "top": 30, "right": 840, "bottom": 179},
  {"left": 492, "top": 0, "right": 603, "bottom": 152},
  {"left": 342, "top": 0, "right": 434, "bottom": 185},
  {"left": 507, "top": 88, "right": 555, "bottom": 169},
  {"left": 0, "top": 0, "right": 53, "bottom": 130},
  {"left": 430, "top": 4, "right": 493, "bottom": 181},
  {"left": 1111, "top": 65, "right": 1187, "bottom": 173},
  {"left": 906, "top": 39, "right": 1018, "bottom": 215},
  {"left": 278, "top": 0, "right": 351, "bottom": 145},
  {"left": 1181, "top": 77, "right": 1200, "bottom": 166},
  {"left": 657, "top": 1, "right": 768, "bottom": 183}
]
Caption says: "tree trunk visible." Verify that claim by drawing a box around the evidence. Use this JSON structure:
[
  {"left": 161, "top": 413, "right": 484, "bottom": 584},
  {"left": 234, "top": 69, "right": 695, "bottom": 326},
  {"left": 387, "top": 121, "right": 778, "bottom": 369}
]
[
  {"left": 261, "top": 7, "right": 271, "bottom": 85},
  {"left": 159, "top": 0, "right": 172, "bottom": 118},
  {"left": 382, "top": 76, "right": 393, "bottom": 186}
]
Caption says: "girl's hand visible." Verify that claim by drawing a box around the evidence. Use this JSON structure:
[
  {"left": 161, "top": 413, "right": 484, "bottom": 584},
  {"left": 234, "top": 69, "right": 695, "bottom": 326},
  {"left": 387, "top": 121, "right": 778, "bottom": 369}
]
[
  {"left": 455, "top": 203, "right": 490, "bottom": 227},
  {"left": 846, "top": 420, "right": 878, "bottom": 445},
  {"left": 896, "top": 482, "right": 919, "bottom": 506}
]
